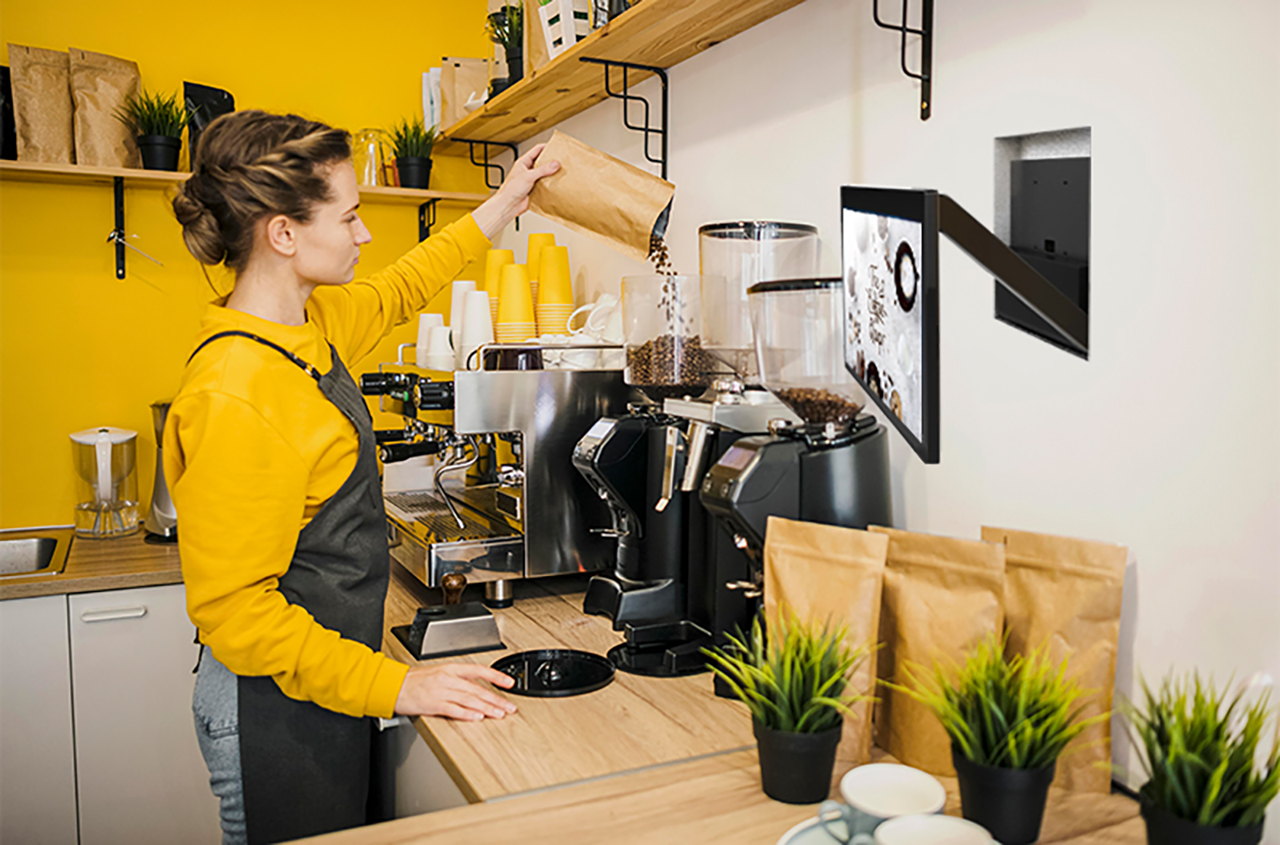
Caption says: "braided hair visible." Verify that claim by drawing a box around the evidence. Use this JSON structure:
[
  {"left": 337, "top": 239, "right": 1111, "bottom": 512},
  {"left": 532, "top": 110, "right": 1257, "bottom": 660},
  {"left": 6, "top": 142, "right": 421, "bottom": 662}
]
[{"left": 172, "top": 111, "right": 351, "bottom": 275}]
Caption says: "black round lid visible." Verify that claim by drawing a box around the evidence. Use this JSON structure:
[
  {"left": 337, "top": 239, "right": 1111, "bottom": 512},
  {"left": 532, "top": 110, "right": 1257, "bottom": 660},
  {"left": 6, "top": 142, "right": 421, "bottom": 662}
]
[
  {"left": 747, "top": 277, "right": 842, "bottom": 295},
  {"left": 491, "top": 649, "right": 615, "bottom": 697},
  {"left": 698, "top": 221, "right": 818, "bottom": 240}
]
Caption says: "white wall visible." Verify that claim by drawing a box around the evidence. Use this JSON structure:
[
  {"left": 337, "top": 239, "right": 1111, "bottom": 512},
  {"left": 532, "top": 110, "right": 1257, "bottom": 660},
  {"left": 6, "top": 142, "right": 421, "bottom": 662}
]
[{"left": 503, "top": 0, "right": 1280, "bottom": 833}]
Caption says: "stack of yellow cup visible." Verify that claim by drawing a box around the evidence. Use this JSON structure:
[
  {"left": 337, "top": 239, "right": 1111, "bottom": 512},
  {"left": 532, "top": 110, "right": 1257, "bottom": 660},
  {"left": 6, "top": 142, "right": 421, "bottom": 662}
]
[
  {"left": 495, "top": 264, "right": 536, "bottom": 343},
  {"left": 526, "top": 233, "right": 556, "bottom": 308},
  {"left": 536, "top": 245, "right": 574, "bottom": 336},
  {"left": 483, "top": 249, "right": 514, "bottom": 325}
]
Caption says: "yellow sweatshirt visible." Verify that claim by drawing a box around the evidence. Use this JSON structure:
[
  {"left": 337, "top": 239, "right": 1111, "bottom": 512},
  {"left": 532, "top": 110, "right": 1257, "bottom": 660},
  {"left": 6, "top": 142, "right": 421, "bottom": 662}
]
[{"left": 164, "top": 216, "right": 490, "bottom": 719}]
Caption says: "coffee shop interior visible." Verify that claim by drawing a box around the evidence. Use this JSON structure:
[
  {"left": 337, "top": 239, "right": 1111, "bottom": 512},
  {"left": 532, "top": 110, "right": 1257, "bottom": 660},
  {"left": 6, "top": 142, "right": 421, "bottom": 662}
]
[{"left": 1, "top": 0, "right": 1277, "bottom": 843}]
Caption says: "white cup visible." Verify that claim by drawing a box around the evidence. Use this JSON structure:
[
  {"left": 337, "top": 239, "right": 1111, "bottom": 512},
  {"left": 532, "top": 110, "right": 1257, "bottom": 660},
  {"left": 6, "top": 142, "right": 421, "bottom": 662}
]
[
  {"left": 420, "top": 325, "right": 454, "bottom": 370},
  {"left": 416, "top": 313, "right": 445, "bottom": 368},
  {"left": 449, "top": 280, "right": 476, "bottom": 358},
  {"left": 818, "top": 765, "right": 947, "bottom": 844},
  {"left": 567, "top": 293, "right": 622, "bottom": 343},
  {"left": 866, "top": 815, "right": 994, "bottom": 845},
  {"left": 458, "top": 290, "right": 494, "bottom": 370}
]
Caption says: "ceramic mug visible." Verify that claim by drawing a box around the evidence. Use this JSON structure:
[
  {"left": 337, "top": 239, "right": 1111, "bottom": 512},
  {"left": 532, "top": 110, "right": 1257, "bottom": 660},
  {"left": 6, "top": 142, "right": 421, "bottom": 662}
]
[
  {"left": 567, "top": 293, "right": 622, "bottom": 344},
  {"left": 818, "top": 764, "right": 947, "bottom": 844},
  {"left": 862, "top": 815, "right": 994, "bottom": 845}
]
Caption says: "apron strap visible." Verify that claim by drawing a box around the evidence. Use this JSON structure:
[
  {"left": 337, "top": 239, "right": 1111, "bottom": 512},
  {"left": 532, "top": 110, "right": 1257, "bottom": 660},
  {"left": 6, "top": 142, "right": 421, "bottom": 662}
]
[{"left": 187, "top": 330, "right": 324, "bottom": 383}]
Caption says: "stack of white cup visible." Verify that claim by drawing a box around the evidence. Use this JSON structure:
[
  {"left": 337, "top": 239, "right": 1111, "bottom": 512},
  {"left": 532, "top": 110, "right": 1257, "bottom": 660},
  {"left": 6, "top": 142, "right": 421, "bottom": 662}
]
[{"left": 457, "top": 290, "right": 494, "bottom": 370}]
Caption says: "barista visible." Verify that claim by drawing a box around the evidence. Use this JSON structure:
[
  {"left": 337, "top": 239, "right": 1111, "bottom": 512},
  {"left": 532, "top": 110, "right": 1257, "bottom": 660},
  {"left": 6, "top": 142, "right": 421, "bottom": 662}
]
[{"left": 164, "top": 110, "right": 558, "bottom": 844}]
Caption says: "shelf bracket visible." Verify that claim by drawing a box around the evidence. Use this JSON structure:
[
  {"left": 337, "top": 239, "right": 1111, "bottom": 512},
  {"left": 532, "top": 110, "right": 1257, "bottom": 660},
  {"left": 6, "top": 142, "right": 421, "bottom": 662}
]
[
  {"left": 872, "top": 0, "right": 934, "bottom": 120},
  {"left": 454, "top": 139, "right": 520, "bottom": 191},
  {"left": 579, "top": 57, "right": 669, "bottom": 180},
  {"left": 113, "top": 177, "right": 125, "bottom": 279},
  {"left": 418, "top": 199, "right": 439, "bottom": 242}
]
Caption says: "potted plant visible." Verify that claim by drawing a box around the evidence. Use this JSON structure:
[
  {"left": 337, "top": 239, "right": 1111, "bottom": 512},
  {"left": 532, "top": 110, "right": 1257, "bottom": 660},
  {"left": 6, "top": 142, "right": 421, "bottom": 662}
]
[
  {"left": 487, "top": 1, "right": 524, "bottom": 95},
  {"left": 886, "top": 636, "right": 1107, "bottom": 845},
  {"left": 703, "top": 610, "right": 871, "bottom": 805},
  {"left": 115, "top": 88, "right": 190, "bottom": 172},
  {"left": 388, "top": 118, "right": 436, "bottom": 190},
  {"left": 1121, "top": 671, "right": 1278, "bottom": 845}
]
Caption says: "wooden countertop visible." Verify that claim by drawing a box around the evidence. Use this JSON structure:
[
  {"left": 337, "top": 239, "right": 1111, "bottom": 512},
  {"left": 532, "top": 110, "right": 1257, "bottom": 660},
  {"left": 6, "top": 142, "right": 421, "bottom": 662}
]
[
  {"left": 0, "top": 530, "right": 183, "bottom": 600},
  {"left": 381, "top": 566, "right": 756, "bottom": 802},
  {"left": 303, "top": 746, "right": 1144, "bottom": 845}
]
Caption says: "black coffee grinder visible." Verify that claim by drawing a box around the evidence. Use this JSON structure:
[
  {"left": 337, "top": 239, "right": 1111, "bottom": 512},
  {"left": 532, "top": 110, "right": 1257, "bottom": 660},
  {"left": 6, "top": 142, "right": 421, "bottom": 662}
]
[{"left": 700, "top": 279, "right": 893, "bottom": 563}]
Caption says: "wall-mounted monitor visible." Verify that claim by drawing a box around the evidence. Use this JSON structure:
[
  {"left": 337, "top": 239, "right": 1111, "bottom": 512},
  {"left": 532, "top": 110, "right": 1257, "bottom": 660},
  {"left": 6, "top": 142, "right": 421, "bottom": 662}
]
[{"left": 841, "top": 186, "right": 941, "bottom": 464}]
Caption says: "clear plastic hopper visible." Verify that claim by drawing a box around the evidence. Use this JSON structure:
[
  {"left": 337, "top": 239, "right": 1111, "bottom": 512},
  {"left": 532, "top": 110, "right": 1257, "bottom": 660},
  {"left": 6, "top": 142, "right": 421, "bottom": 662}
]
[
  {"left": 747, "top": 278, "right": 865, "bottom": 427},
  {"left": 699, "top": 222, "right": 819, "bottom": 383},
  {"left": 622, "top": 274, "right": 716, "bottom": 401}
]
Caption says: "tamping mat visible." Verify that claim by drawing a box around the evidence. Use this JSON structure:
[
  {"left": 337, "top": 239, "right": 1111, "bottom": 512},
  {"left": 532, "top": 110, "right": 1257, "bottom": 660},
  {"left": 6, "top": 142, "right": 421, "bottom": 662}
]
[{"left": 491, "top": 649, "right": 615, "bottom": 697}]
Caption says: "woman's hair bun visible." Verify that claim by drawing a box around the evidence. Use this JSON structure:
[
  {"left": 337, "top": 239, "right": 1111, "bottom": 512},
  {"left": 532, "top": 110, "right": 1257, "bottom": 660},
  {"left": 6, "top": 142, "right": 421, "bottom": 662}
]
[{"left": 172, "top": 182, "right": 227, "bottom": 266}]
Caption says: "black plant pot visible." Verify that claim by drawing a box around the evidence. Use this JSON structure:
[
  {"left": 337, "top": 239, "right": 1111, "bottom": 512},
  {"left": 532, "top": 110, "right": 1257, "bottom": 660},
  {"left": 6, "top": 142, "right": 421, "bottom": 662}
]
[
  {"left": 952, "top": 747, "right": 1055, "bottom": 845},
  {"left": 1139, "top": 794, "right": 1264, "bottom": 845},
  {"left": 490, "top": 78, "right": 513, "bottom": 98},
  {"left": 137, "top": 135, "right": 181, "bottom": 171},
  {"left": 753, "top": 719, "right": 841, "bottom": 805},
  {"left": 505, "top": 47, "right": 524, "bottom": 84},
  {"left": 396, "top": 157, "right": 432, "bottom": 190}
]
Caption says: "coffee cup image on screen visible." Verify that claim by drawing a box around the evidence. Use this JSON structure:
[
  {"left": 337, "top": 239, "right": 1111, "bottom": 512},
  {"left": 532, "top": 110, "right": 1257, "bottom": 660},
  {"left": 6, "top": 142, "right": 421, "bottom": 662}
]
[{"left": 843, "top": 209, "right": 924, "bottom": 444}]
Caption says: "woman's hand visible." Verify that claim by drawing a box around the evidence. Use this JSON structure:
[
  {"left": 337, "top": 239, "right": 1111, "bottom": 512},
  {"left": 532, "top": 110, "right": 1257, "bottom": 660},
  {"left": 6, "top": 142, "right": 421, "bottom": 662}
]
[
  {"left": 471, "top": 143, "right": 560, "bottom": 239},
  {"left": 394, "top": 662, "right": 518, "bottom": 721}
]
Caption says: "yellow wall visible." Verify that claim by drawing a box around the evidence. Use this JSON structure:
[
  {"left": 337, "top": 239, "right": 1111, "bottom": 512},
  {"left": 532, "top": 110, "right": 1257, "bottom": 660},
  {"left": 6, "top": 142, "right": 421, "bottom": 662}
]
[{"left": 0, "top": 0, "right": 491, "bottom": 528}]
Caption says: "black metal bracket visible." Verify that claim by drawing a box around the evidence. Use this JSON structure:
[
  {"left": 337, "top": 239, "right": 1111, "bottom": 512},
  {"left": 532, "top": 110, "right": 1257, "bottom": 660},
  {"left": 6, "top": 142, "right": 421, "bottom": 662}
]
[
  {"left": 455, "top": 139, "right": 520, "bottom": 191},
  {"left": 113, "top": 177, "right": 125, "bottom": 279},
  {"left": 579, "top": 57, "right": 669, "bottom": 180},
  {"left": 418, "top": 199, "right": 438, "bottom": 242},
  {"left": 872, "top": 0, "right": 934, "bottom": 120}
]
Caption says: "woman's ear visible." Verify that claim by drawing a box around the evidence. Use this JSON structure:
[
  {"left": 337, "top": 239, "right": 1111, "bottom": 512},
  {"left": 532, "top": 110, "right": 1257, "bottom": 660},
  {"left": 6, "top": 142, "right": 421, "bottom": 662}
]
[{"left": 262, "top": 214, "right": 298, "bottom": 257}]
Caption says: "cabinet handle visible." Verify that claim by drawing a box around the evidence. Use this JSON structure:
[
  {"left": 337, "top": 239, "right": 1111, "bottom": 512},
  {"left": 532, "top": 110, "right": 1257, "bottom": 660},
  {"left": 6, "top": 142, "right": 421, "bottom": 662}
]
[{"left": 80, "top": 606, "right": 148, "bottom": 623}]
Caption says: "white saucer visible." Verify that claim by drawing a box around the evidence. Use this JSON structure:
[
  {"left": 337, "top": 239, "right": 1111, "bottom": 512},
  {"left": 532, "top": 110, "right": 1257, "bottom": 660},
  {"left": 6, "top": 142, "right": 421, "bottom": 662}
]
[{"left": 776, "top": 816, "right": 849, "bottom": 845}]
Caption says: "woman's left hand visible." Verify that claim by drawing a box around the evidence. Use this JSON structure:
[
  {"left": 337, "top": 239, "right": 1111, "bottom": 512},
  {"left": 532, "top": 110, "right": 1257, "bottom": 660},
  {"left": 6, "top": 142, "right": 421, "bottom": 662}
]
[{"left": 471, "top": 143, "right": 560, "bottom": 239}]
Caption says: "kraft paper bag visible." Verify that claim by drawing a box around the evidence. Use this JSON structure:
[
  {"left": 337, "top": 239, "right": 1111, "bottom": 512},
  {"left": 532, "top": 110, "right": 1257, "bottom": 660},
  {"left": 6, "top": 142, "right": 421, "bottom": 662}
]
[
  {"left": 8, "top": 44, "right": 74, "bottom": 163},
  {"left": 869, "top": 525, "right": 1006, "bottom": 776},
  {"left": 441, "top": 57, "right": 488, "bottom": 131},
  {"left": 764, "top": 516, "right": 889, "bottom": 765},
  {"left": 529, "top": 131, "right": 675, "bottom": 263},
  {"left": 524, "top": 0, "right": 550, "bottom": 75},
  {"left": 982, "top": 525, "right": 1126, "bottom": 794},
  {"left": 70, "top": 48, "right": 141, "bottom": 168}
]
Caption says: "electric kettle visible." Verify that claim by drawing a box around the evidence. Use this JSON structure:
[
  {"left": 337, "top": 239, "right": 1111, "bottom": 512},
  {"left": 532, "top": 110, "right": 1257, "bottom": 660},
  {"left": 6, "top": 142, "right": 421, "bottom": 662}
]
[{"left": 70, "top": 426, "right": 140, "bottom": 538}]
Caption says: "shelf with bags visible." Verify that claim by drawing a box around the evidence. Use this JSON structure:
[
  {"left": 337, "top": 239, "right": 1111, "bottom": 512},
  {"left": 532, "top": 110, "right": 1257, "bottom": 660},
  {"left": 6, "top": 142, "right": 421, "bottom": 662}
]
[{"left": 436, "top": 0, "right": 807, "bottom": 154}]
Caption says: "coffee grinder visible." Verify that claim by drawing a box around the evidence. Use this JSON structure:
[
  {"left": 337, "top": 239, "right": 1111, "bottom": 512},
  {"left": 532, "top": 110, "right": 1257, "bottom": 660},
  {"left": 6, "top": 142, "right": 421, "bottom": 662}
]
[{"left": 700, "top": 278, "right": 893, "bottom": 568}]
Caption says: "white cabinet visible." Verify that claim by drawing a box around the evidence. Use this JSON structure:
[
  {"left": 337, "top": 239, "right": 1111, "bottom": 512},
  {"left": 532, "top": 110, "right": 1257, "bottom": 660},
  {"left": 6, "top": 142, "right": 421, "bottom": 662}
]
[
  {"left": 69, "top": 584, "right": 220, "bottom": 845},
  {"left": 0, "top": 594, "right": 79, "bottom": 845}
]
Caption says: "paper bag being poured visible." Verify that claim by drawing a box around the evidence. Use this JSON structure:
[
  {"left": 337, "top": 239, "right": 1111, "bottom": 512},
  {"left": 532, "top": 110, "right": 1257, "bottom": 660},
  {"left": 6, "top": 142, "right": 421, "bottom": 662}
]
[
  {"left": 764, "top": 516, "right": 888, "bottom": 765},
  {"left": 982, "top": 525, "right": 1126, "bottom": 793},
  {"left": 529, "top": 131, "right": 674, "bottom": 263},
  {"left": 869, "top": 525, "right": 1006, "bottom": 776}
]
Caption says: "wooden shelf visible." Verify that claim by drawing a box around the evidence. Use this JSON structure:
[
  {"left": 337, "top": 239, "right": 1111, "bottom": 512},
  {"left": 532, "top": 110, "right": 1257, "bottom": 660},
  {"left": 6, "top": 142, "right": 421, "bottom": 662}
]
[
  {"left": 436, "top": 0, "right": 806, "bottom": 153},
  {"left": 0, "top": 160, "right": 489, "bottom": 205}
]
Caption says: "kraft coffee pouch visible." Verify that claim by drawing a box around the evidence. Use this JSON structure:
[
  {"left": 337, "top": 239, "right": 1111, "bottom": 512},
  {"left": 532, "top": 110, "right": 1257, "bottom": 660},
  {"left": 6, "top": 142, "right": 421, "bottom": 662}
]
[
  {"left": 8, "top": 44, "right": 74, "bottom": 163},
  {"left": 982, "top": 525, "right": 1126, "bottom": 793},
  {"left": 185, "top": 82, "right": 235, "bottom": 168},
  {"left": 529, "top": 131, "right": 674, "bottom": 263},
  {"left": 869, "top": 525, "right": 1005, "bottom": 776},
  {"left": 69, "top": 49, "right": 140, "bottom": 168},
  {"left": 764, "top": 517, "right": 889, "bottom": 765},
  {"left": 441, "top": 57, "right": 488, "bottom": 130}
]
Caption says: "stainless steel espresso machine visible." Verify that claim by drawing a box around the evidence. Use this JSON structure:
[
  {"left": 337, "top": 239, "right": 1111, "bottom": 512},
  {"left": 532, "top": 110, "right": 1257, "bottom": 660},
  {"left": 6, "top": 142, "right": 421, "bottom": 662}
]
[{"left": 363, "top": 347, "right": 633, "bottom": 616}]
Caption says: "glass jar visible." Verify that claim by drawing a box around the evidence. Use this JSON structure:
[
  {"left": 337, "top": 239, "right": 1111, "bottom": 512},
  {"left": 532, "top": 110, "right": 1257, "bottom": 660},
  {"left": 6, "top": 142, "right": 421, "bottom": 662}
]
[
  {"left": 352, "top": 129, "right": 387, "bottom": 187},
  {"left": 748, "top": 278, "right": 865, "bottom": 426}
]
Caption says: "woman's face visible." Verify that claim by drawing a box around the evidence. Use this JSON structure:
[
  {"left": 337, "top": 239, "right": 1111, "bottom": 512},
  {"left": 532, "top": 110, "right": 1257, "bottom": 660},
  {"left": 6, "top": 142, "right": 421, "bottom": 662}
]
[{"left": 291, "top": 160, "right": 372, "bottom": 286}]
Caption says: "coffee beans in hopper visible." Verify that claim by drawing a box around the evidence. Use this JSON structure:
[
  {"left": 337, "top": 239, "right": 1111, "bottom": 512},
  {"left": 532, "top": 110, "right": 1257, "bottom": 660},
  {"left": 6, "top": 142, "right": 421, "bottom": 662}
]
[
  {"left": 626, "top": 334, "right": 714, "bottom": 389},
  {"left": 775, "top": 387, "right": 862, "bottom": 424}
]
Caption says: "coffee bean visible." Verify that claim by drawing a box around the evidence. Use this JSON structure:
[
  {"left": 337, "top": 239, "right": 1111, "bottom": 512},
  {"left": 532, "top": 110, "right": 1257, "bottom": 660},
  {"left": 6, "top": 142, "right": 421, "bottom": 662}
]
[
  {"left": 626, "top": 334, "right": 713, "bottom": 389},
  {"left": 774, "top": 387, "right": 863, "bottom": 424},
  {"left": 648, "top": 236, "right": 677, "bottom": 277}
]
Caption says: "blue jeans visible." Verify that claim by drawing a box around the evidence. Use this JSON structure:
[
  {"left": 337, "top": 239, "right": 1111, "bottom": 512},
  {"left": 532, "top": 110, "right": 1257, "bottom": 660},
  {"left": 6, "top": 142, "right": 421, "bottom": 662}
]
[{"left": 193, "top": 647, "right": 248, "bottom": 845}]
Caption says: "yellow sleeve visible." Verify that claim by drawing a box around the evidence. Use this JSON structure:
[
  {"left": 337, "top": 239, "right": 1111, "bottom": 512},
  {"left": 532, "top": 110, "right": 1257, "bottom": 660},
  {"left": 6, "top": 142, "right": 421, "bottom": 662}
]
[
  {"left": 168, "top": 390, "right": 409, "bottom": 718},
  {"left": 308, "top": 214, "right": 491, "bottom": 365}
]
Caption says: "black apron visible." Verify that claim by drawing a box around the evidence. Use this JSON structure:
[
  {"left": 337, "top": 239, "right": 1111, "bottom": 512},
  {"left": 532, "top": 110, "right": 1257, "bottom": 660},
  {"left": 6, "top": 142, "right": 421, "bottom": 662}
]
[{"left": 189, "top": 331, "right": 391, "bottom": 844}]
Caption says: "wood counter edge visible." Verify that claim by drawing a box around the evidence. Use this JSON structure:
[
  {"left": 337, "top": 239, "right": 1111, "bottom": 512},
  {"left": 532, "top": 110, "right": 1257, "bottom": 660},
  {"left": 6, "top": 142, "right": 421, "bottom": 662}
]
[{"left": 0, "top": 532, "right": 183, "bottom": 600}]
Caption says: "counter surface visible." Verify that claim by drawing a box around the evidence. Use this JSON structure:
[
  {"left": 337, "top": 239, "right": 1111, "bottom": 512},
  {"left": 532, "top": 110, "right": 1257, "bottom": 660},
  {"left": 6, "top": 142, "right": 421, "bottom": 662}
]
[
  {"left": 302, "top": 746, "right": 1144, "bottom": 844},
  {"left": 381, "top": 566, "right": 756, "bottom": 802},
  {"left": 0, "top": 531, "right": 182, "bottom": 600}
]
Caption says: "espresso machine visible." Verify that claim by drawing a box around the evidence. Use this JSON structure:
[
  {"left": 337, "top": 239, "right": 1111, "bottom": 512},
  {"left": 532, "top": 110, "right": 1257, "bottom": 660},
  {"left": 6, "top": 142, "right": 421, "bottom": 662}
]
[
  {"left": 700, "top": 278, "right": 893, "bottom": 566},
  {"left": 363, "top": 346, "right": 632, "bottom": 615}
]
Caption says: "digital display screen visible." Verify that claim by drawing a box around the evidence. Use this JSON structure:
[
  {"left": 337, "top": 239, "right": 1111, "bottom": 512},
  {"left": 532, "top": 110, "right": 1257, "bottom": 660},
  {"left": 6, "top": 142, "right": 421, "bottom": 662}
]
[
  {"left": 843, "top": 209, "right": 925, "bottom": 443},
  {"left": 841, "top": 187, "right": 939, "bottom": 464},
  {"left": 719, "top": 445, "right": 756, "bottom": 471}
]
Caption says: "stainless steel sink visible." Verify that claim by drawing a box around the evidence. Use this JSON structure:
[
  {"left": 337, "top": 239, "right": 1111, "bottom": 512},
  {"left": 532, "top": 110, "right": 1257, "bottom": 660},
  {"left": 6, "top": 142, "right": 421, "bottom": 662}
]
[{"left": 0, "top": 527, "right": 73, "bottom": 578}]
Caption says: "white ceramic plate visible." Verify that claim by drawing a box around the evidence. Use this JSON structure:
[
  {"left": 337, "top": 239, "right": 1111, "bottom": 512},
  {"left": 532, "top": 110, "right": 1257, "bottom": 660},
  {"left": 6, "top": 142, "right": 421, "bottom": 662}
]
[{"left": 776, "top": 816, "right": 849, "bottom": 845}]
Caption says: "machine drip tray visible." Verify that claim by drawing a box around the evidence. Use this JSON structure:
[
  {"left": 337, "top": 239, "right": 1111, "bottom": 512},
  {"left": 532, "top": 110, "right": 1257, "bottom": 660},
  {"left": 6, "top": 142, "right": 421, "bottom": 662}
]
[
  {"left": 607, "top": 620, "right": 713, "bottom": 677},
  {"left": 492, "top": 649, "right": 615, "bottom": 697}
]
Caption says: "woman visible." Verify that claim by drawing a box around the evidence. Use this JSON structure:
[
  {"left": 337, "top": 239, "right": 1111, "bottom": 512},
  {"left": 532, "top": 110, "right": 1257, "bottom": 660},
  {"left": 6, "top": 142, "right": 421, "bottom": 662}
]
[{"left": 164, "top": 110, "right": 558, "bottom": 844}]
